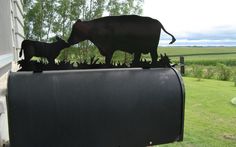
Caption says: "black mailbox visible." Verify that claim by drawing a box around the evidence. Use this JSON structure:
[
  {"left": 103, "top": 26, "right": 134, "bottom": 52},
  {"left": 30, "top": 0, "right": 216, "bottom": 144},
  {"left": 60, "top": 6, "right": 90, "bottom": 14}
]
[{"left": 7, "top": 68, "right": 185, "bottom": 147}]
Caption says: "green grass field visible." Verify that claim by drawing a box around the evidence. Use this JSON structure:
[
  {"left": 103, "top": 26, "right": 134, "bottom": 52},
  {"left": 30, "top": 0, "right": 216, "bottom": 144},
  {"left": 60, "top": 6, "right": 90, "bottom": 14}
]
[
  {"left": 113, "top": 46, "right": 236, "bottom": 66},
  {"left": 157, "top": 47, "right": 236, "bottom": 146},
  {"left": 160, "top": 77, "right": 236, "bottom": 147},
  {"left": 153, "top": 47, "right": 236, "bottom": 66},
  {"left": 159, "top": 47, "right": 236, "bottom": 56}
]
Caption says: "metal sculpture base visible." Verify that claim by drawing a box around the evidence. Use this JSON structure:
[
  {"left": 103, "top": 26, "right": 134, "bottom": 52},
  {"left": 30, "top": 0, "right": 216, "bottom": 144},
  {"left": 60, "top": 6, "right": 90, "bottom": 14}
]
[{"left": 17, "top": 54, "right": 173, "bottom": 72}]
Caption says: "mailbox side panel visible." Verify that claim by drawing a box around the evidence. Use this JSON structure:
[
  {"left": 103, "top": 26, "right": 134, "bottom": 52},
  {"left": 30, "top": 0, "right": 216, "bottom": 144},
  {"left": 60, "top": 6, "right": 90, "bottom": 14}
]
[{"left": 7, "top": 68, "right": 184, "bottom": 147}]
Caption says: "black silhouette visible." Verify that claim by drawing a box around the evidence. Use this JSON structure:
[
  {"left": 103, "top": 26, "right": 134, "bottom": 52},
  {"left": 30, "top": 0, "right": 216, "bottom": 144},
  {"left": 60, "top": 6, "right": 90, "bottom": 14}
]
[
  {"left": 68, "top": 15, "right": 176, "bottom": 64},
  {"left": 19, "top": 36, "right": 70, "bottom": 64},
  {"left": 159, "top": 53, "right": 173, "bottom": 67}
]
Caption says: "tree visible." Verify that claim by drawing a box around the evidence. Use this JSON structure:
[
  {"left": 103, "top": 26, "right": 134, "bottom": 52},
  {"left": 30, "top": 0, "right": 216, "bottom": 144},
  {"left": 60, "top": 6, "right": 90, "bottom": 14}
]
[
  {"left": 44, "top": 0, "right": 57, "bottom": 40},
  {"left": 23, "top": 0, "right": 56, "bottom": 41},
  {"left": 106, "top": 0, "right": 143, "bottom": 15},
  {"left": 24, "top": 0, "right": 143, "bottom": 40},
  {"left": 23, "top": 0, "right": 33, "bottom": 39}
]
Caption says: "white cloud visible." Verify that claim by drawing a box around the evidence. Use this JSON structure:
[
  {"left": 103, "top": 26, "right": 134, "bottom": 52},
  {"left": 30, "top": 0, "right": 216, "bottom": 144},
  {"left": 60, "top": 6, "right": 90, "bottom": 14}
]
[{"left": 143, "top": 0, "right": 236, "bottom": 45}]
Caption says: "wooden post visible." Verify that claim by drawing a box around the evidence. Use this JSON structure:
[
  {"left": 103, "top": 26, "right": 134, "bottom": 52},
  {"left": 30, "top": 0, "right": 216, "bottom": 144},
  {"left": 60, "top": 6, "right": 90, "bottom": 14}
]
[{"left": 180, "top": 56, "right": 185, "bottom": 75}]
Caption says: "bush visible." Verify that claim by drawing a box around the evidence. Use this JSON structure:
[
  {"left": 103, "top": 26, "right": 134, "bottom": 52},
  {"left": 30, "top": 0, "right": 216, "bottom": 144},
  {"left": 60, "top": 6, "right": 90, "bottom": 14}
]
[
  {"left": 234, "top": 76, "right": 236, "bottom": 87},
  {"left": 184, "top": 67, "right": 192, "bottom": 77},
  {"left": 216, "top": 63, "right": 232, "bottom": 81},
  {"left": 231, "top": 97, "right": 236, "bottom": 105},
  {"left": 191, "top": 65, "right": 204, "bottom": 81},
  {"left": 185, "top": 59, "right": 236, "bottom": 66},
  {"left": 204, "top": 66, "right": 215, "bottom": 79}
]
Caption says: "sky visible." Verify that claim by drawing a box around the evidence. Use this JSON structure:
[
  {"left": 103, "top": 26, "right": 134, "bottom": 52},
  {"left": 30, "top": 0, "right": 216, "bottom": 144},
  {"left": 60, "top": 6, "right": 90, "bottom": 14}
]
[{"left": 143, "top": 0, "right": 236, "bottom": 46}]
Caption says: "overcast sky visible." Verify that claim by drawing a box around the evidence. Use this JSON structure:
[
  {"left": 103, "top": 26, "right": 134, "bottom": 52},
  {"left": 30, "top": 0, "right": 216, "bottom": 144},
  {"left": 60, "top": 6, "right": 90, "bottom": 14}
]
[{"left": 143, "top": 0, "right": 236, "bottom": 46}]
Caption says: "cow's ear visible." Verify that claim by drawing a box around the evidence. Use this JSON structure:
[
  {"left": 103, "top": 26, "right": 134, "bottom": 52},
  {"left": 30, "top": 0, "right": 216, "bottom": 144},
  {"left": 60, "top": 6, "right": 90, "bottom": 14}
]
[{"left": 76, "top": 19, "right": 82, "bottom": 23}]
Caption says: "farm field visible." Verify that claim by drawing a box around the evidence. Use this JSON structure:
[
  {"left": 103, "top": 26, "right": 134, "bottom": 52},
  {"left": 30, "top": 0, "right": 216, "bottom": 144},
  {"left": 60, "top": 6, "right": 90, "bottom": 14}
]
[
  {"left": 155, "top": 47, "right": 236, "bottom": 81},
  {"left": 156, "top": 47, "right": 236, "bottom": 66},
  {"left": 159, "top": 46, "right": 236, "bottom": 56},
  {"left": 159, "top": 77, "right": 236, "bottom": 147}
]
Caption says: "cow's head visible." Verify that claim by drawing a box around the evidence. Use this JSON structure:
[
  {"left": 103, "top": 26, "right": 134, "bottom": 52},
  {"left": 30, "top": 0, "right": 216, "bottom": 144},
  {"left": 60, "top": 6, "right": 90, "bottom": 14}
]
[
  {"left": 68, "top": 19, "right": 88, "bottom": 45},
  {"left": 55, "top": 36, "right": 70, "bottom": 48}
]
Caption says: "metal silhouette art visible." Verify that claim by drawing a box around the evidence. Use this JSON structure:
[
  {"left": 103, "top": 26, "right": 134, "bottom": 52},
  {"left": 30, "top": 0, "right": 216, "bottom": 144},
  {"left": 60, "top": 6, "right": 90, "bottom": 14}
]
[
  {"left": 18, "top": 15, "right": 176, "bottom": 71},
  {"left": 68, "top": 15, "right": 176, "bottom": 65},
  {"left": 19, "top": 36, "right": 70, "bottom": 65}
]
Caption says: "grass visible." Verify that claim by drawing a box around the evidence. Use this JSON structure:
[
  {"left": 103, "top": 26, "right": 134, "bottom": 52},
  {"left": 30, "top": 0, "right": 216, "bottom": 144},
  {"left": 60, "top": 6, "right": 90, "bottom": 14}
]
[
  {"left": 158, "top": 47, "right": 236, "bottom": 57},
  {"left": 138, "top": 47, "right": 236, "bottom": 66},
  {"left": 159, "top": 77, "right": 236, "bottom": 147},
  {"left": 158, "top": 47, "right": 236, "bottom": 66}
]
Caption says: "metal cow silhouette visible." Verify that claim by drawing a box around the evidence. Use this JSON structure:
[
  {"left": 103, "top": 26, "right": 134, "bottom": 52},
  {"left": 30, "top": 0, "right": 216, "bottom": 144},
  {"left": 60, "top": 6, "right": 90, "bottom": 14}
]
[
  {"left": 68, "top": 15, "right": 176, "bottom": 64},
  {"left": 20, "top": 36, "right": 70, "bottom": 64}
]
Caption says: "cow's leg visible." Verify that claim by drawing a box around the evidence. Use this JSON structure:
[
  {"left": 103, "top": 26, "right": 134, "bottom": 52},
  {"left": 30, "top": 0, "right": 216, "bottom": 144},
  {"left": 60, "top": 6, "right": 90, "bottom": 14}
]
[
  {"left": 24, "top": 56, "right": 30, "bottom": 62},
  {"left": 98, "top": 47, "right": 113, "bottom": 65},
  {"left": 24, "top": 47, "right": 35, "bottom": 63},
  {"left": 105, "top": 56, "right": 112, "bottom": 65},
  {"left": 150, "top": 48, "right": 158, "bottom": 64},
  {"left": 133, "top": 52, "right": 141, "bottom": 64},
  {"left": 24, "top": 52, "right": 31, "bottom": 63},
  {"left": 48, "top": 58, "right": 55, "bottom": 65},
  {"left": 105, "top": 53, "right": 113, "bottom": 65},
  {"left": 151, "top": 32, "right": 161, "bottom": 64},
  {"left": 150, "top": 38, "right": 159, "bottom": 64}
]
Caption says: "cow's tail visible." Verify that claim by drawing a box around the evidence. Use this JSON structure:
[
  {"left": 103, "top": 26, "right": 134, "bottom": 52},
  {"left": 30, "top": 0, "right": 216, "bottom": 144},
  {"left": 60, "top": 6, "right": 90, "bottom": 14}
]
[
  {"left": 19, "top": 41, "right": 24, "bottom": 57},
  {"left": 160, "top": 23, "right": 176, "bottom": 44}
]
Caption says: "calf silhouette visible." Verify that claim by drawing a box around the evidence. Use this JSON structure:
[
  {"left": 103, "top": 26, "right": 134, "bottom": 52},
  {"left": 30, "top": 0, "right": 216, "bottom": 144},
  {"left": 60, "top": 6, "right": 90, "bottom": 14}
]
[
  {"left": 19, "top": 36, "right": 70, "bottom": 64},
  {"left": 68, "top": 15, "right": 176, "bottom": 64}
]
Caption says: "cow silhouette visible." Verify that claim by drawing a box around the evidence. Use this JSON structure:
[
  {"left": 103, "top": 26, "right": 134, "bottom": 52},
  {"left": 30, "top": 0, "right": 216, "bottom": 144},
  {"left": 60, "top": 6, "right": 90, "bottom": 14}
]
[
  {"left": 68, "top": 15, "right": 176, "bottom": 64},
  {"left": 20, "top": 36, "right": 70, "bottom": 64}
]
